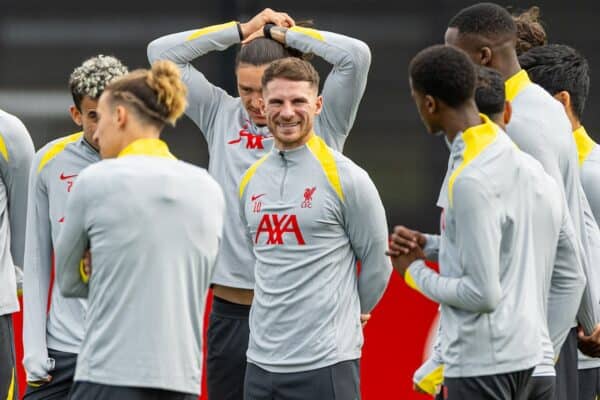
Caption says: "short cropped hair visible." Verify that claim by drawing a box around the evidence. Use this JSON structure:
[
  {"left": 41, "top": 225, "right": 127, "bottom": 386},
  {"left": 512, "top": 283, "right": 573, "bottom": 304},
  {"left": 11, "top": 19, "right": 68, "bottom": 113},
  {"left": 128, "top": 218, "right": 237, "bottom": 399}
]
[
  {"left": 262, "top": 57, "right": 320, "bottom": 90},
  {"left": 448, "top": 2, "right": 517, "bottom": 38},
  {"left": 519, "top": 44, "right": 590, "bottom": 120},
  {"left": 409, "top": 45, "right": 476, "bottom": 107},
  {"left": 475, "top": 66, "right": 506, "bottom": 116}
]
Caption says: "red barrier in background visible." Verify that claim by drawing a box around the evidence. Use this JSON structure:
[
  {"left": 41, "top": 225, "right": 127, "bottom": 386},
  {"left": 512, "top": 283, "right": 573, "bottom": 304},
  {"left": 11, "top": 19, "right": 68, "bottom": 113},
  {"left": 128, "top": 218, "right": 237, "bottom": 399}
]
[{"left": 12, "top": 267, "right": 439, "bottom": 399}]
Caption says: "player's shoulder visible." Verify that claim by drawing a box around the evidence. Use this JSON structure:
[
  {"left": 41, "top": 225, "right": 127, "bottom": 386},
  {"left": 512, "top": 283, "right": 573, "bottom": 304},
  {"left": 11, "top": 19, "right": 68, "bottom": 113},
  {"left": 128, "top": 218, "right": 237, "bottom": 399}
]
[{"left": 35, "top": 132, "right": 84, "bottom": 174}]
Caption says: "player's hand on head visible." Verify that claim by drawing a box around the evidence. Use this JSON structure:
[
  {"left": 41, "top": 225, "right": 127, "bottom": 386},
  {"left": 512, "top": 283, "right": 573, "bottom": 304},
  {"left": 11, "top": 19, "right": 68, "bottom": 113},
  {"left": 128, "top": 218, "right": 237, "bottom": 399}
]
[
  {"left": 241, "top": 8, "right": 295, "bottom": 39},
  {"left": 241, "top": 29, "right": 265, "bottom": 45}
]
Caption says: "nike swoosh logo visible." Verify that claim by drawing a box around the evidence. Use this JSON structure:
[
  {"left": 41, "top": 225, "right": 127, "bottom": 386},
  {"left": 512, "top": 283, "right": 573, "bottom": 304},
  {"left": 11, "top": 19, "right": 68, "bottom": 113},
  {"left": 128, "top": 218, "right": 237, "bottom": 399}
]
[
  {"left": 251, "top": 194, "right": 266, "bottom": 201},
  {"left": 60, "top": 173, "right": 78, "bottom": 180}
]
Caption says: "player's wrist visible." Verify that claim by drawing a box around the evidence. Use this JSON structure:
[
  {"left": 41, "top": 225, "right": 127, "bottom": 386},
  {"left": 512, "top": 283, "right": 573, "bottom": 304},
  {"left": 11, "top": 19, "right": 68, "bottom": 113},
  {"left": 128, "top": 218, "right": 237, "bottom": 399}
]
[{"left": 263, "top": 24, "right": 286, "bottom": 43}]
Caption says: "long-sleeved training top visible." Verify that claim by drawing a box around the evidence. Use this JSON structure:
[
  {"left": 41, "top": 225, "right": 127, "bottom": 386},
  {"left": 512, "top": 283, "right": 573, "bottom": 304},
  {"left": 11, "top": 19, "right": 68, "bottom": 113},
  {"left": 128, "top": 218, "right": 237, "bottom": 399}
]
[
  {"left": 54, "top": 139, "right": 225, "bottom": 395},
  {"left": 573, "top": 125, "right": 600, "bottom": 370},
  {"left": 505, "top": 70, "right": 600, "bottom": 338},
  {"left": 22, "top": 132, "right": 100, "bottom": 381},
  {"left": 405, "top": 115, "right": 543, "bottom": 378},
  {"left": 239, "top": 134, "right": 391, "bottom": 373},
  {"left": 147, "top": 22, "right": 371, "bottom": 289},
  {"left": 0, "top": 109, "right": 34, "bottom": 316},
  {"left": 413, "top": 151, "right": 586, "bottom": 382}
]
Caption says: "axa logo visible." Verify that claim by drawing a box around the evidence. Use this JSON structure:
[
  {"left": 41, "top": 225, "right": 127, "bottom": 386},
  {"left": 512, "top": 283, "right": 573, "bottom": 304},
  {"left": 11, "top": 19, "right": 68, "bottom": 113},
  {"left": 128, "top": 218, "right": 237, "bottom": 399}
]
[
  {"left": 301, "top": 187, "right": 316, "bottom": 208},
  {"left": 60, "top": 172, "right": 77, "bottom": 192},
  {"left": 255, "top": 214, "right": 306, "bottom": 245},
  {"left": 251, "top": 193, "right": 265, "bottom": 213},
  {"left": 228, "top": 122, "right": 270, "bottom": 150}
]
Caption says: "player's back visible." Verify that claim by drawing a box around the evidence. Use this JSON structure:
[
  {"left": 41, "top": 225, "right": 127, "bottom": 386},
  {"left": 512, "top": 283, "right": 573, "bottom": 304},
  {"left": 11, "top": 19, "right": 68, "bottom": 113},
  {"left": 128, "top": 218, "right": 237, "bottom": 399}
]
[
  {"left": 439, "top": 120, "right": 541, "bottom": 377},
  {"left": 74, "top": 153, "right": 224, "bottom": 394}
]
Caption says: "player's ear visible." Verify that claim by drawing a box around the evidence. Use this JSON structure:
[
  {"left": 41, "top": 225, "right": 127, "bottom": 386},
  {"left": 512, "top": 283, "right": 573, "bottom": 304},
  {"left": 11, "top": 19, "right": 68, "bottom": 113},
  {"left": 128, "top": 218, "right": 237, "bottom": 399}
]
[
  {"left": 479, "top": 46, "right": 492, "bottom": 66},
  {"left": 70, "top": 105, "right": 83, "bottom": 127}
]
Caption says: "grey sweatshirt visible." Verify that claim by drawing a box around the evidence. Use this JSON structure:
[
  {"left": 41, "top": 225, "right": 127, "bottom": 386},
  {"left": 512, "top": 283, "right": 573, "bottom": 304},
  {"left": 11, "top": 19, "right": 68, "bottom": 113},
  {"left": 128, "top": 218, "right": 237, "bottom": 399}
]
[
  {"left": 22, "top": 132, "right": 100, "bottom": 381},
  {"left": 573, "top": 125, "right": 600, "bottom": 369},
  {"left": 0, "top": 109, "right": 34, "bottom": 316},
  {"left": 505, "top": 70, "right": 600, "bottom": 337},
  {"left": 55, "top": 139, "right": 224, "bottom": 395},
  {"left": 147, "top": 22, "right": 370, "bottom": 289},
  {"left": 413, "top": 151, "right": 585, "bottom": 380},
  {"left": 239, "top": 134, "right": 391, "bottom": 373},
  {"left": 406, "top": 116, "right": 543, "bottom": 378}
]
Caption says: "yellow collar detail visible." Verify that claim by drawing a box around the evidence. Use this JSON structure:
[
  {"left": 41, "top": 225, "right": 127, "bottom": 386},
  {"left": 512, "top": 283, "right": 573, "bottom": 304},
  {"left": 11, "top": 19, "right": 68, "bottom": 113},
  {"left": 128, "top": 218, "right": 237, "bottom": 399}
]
[
  {"left": 117, "top": 138, "right": 176, "bottom": 159},
  {"left": 448, "top": 114, "right": 498, "bottom": 207},
  {"left": 573, "top": 126, "right": 596, "bottom": 166},
  {"left": 505, "top": 69, "right": 531, "bottom": 102}
]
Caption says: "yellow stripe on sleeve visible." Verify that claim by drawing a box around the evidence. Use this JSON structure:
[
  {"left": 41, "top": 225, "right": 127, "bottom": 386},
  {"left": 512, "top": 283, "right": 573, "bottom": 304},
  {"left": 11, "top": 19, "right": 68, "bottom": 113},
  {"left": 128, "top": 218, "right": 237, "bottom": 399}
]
[
  {"left": 79, "top": 259, "right": 89, "bottom": 284},
  {"left": 37, "top": 132, "right": 83, "bottom": 173},
  {"left": 404, "top": 268, "right": 422, "bottom": 293},
  {"left": 416, "top": 365, "right": 444, "bottom": 395},
  {"left": 0, "top": 133, "right": 8, "bottom": 162},
  {"left": 187, "top": 21, "right": 238, "bottom": 41},
  {"left": 289, "top": 26, "right": 324, "bottom": 41},
  {"left": 306, "top": 135, "right": 344, "bottom": 202},
  {"left": 239, "top": 154, "right": 270, "bottom": 199}
]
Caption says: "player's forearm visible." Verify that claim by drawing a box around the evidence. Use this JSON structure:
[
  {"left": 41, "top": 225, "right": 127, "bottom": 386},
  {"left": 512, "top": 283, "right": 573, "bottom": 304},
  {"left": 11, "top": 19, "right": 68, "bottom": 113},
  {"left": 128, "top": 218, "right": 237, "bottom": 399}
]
[
  {"left": 357, "top": 241, "right": 392, "bottom": 313},
  {"left": 422, "top": 233, "right": 440, "bottom": 262},
  {"left": 147, "top": 21, "right": 241, "bottom": 65},
  {"left": 407, "top": 260, "right": 500, "bottom": 312}
]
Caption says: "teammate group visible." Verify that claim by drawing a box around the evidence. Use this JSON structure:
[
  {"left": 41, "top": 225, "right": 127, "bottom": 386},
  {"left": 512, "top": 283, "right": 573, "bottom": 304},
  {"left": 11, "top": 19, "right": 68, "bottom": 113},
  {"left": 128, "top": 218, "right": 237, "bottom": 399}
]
[{"left": 0, "top": 2, "right": 599, "bottom": 400}]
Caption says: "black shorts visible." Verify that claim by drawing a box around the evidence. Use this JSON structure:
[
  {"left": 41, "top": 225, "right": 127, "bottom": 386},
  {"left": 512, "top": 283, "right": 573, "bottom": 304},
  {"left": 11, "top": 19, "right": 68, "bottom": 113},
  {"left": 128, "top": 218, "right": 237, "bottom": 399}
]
[
  {"left": 206, "top": 296, "right": 251, "bottom": 400},
  {"left": 24, "top": 349, "right": 77, "bottom": 400},
  {"left": 443, "top": 368, "right": 533, "bottom": 400},
  {"left": 68, "top": 382, "right": 197, "bottom": 400},
  {"left": 578, "top": 367, "right": 600, "bottom": 400},
  {"left": 555, "top": 327, "right": 579, "bottom": 400},
  {"left": 525, "top": 375, "right": 555, "bottom": 400},
  {"left": 244, "top": 360, "right": 360, "bottom": 400},
  {"left": 0, "top": 314, "right": 17, "bottom": 400}
]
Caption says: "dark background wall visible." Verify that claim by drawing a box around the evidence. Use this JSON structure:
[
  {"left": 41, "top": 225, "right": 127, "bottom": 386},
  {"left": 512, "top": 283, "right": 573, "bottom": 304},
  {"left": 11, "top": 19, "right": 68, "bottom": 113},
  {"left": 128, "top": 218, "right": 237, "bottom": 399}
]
[{"left": 1, "top": 0, "right": 597, "bottom": 233}]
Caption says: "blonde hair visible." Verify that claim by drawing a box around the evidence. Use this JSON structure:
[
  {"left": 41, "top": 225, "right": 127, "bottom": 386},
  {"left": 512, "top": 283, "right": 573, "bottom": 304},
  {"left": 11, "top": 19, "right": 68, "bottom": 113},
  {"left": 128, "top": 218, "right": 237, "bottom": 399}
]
[{"left": 106, "top": 60, "right": 187, "bottom": 127}]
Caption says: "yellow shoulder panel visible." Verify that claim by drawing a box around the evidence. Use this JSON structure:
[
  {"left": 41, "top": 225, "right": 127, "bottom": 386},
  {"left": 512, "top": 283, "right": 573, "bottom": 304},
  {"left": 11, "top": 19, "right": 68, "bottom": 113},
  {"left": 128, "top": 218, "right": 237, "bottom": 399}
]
[
  {"left": 448, "top": 116, "right": 498, "bottom": 207},
  {"left": 573, "top": 126, "right": 596, "bottom": 166},
  {"left": 187, "top": 21, "right": 237, "bottom": 41},
  {"left": 37, "top": 132, "right": 83, "bottom": 173},
  {"left": 306, "top": 135, "right": 344, "bottom": 202},
  {"left": 239, "top": 154, "right": 270, "bottom": 199},
  {"left": 289, "top": 26, "right": 324, "bottom": 41}
]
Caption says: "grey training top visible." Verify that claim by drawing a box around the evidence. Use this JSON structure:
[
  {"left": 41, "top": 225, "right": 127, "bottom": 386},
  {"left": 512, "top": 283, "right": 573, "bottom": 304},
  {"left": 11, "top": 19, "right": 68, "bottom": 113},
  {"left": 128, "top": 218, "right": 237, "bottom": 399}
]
[
  {"left": 22, "top": 132, "right": 100, "bottom": 381},
  {"left": 505, "top": 70, "right": 600, "bottom": 337},
  {"left": 55, "top": 139, "right": 225, "bottom": 395},
  {"left": 406, "top": 116, "right": 542, "bottom": 378},
  {"left": 573, "top": 125, "right": 600, "bottom": 369},
  {"left": 147, "top": 22, "right": 371, "bottom": 289},
  {"left": 239, "top": 134, "right": 391, "bottom": 373},
  {"left": 0, "top": 108, "right": 34, "bottom": 316}
]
